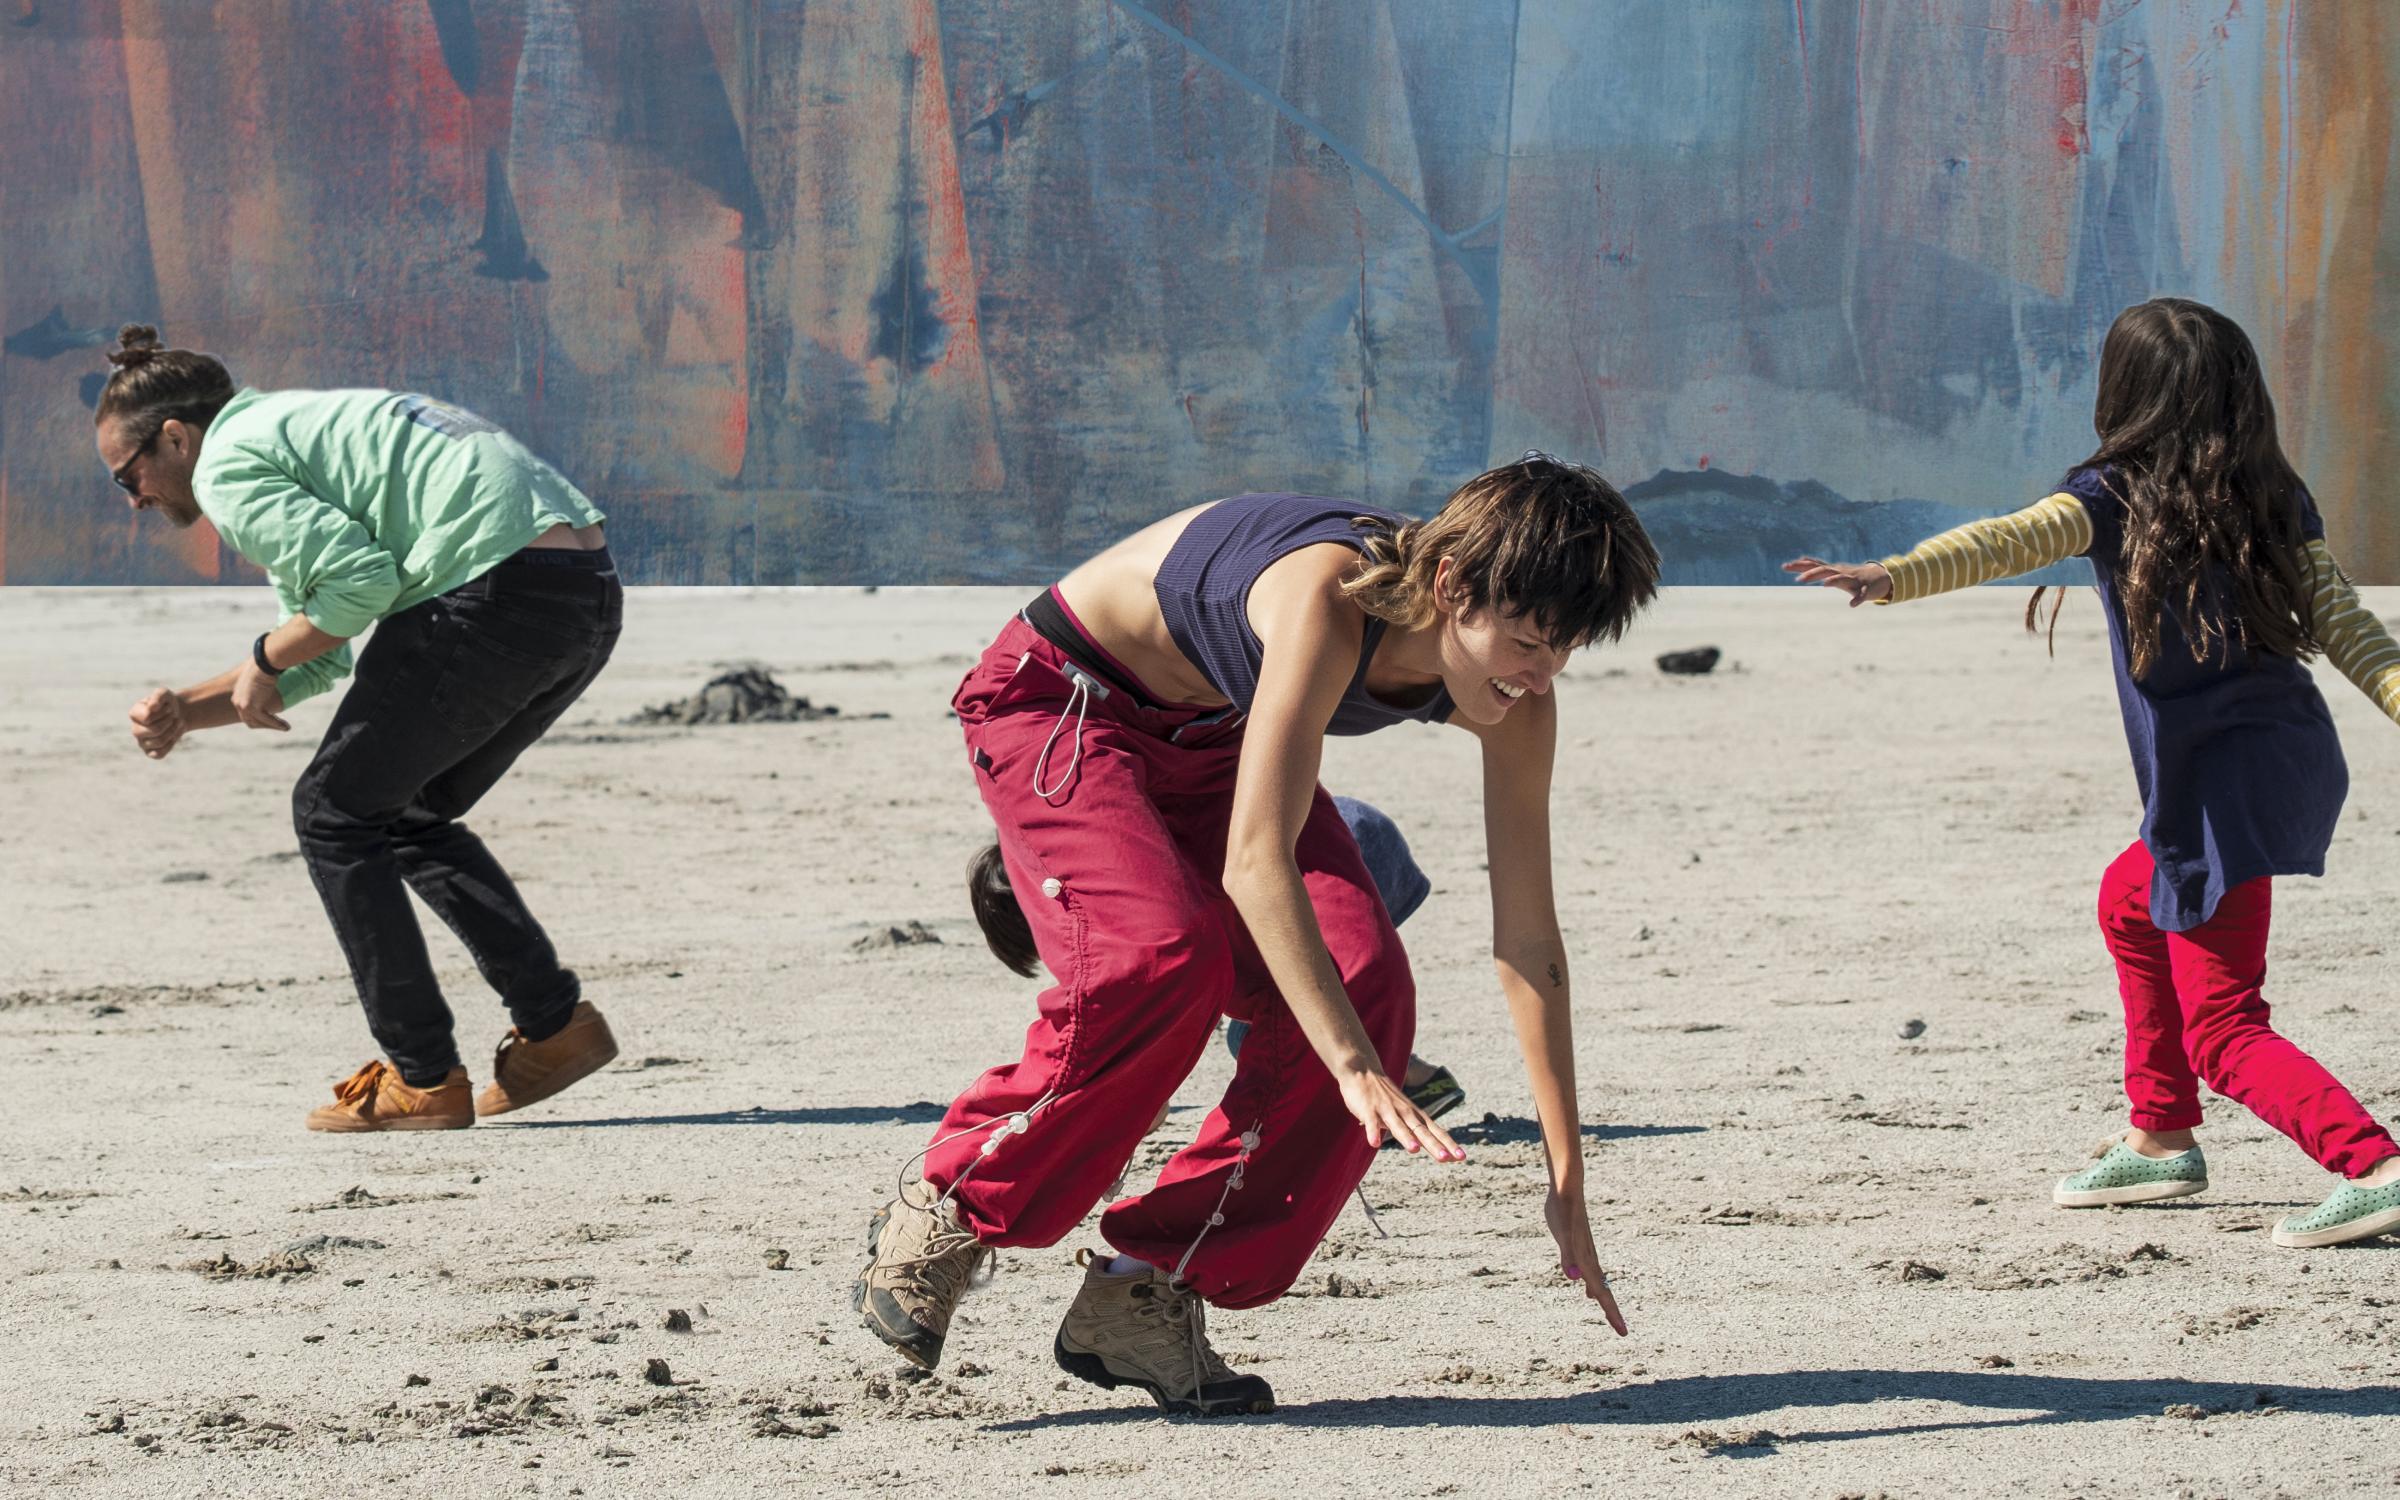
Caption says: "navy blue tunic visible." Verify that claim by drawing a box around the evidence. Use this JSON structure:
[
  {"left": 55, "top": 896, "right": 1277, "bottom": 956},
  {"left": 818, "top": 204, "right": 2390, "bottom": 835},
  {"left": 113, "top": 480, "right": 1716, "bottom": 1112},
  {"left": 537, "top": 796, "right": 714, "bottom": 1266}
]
[
  {"left": 2065, "top": 465, "right": 2347, "bottom": 931},
  {"left": 1153, "top": 494, "right": 1454, "bottom": 737}
]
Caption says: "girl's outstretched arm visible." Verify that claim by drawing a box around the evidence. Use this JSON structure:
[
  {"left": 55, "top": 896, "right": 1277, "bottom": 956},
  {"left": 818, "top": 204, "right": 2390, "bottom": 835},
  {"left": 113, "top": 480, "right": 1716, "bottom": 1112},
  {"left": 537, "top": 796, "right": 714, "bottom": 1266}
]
[
  {"left": 1460, "top": 688, "right": 1630, "bottom": 1335},
  {"left": 1231, "top": 559, "right": 1466, "bottom": 1163},
  {"left": 2304, "top": 540, "right": 2400, "bottom": 723},
  {"left": 1784, "top": 491, "right": 2093, "bottom": 604}
]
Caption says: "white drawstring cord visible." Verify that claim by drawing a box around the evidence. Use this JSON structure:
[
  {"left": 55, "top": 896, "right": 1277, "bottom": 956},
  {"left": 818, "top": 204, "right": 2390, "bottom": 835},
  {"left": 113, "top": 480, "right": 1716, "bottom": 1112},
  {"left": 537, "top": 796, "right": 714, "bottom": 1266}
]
[
  {"left": 1030, "top": 671, "right": 1094, "bottom": 803},
  {"left": 895, "top": 1088, "right": 1059, "bottom": 1213},
  {"left": 1353, "top": 1184, "right": 1389, "bottom": 1239},
  {"left": 1171, "top": 1121, "right": 1263, "bottom": 1282}
]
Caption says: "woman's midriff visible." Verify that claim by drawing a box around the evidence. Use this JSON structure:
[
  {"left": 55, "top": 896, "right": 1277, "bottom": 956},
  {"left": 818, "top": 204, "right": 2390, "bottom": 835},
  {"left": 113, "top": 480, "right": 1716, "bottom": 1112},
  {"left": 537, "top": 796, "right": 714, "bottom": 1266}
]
[{"left": 1053, "top": 575, "right": 1230, "bottom": 710}]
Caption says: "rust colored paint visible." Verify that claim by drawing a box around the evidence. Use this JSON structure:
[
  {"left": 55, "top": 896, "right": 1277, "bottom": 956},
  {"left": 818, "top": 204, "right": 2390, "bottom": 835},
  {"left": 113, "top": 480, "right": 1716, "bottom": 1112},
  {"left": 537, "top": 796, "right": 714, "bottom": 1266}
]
[{"left": 2, "top": 1, "right": 2397, "bottom": 584}]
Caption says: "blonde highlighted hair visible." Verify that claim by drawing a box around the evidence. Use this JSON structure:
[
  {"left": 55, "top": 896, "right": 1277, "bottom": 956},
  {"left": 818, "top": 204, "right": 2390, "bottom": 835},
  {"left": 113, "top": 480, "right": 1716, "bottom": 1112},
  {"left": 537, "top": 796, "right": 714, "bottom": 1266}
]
[{"left": 1341, "top": 453, "right": 1659, "bottom": 649}]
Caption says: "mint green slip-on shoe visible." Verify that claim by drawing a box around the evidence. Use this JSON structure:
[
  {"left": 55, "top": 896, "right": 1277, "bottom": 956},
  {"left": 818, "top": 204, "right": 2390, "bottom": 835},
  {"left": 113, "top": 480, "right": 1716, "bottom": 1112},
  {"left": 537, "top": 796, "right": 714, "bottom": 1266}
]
[
  {"left": 2271, "top": 1174, "right": 2400, "bottom": 1249},
  {"left": 2053, "top": 1142, "right": 2209, "bottom": 1208}
]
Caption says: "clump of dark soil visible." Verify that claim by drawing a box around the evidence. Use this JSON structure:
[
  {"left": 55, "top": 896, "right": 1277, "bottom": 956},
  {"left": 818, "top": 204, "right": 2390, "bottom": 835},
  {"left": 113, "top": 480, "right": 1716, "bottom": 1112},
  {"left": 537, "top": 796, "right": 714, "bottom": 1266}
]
[{"left": 626, "top": 665, "right": 884, "bottom": 726}]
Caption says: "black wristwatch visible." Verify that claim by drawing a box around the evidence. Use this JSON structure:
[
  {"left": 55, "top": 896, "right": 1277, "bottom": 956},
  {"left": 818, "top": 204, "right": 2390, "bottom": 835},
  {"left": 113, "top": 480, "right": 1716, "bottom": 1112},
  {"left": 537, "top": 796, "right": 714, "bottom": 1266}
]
[{"left": 252, "top": 632, "right": 285, "bottom": 678}]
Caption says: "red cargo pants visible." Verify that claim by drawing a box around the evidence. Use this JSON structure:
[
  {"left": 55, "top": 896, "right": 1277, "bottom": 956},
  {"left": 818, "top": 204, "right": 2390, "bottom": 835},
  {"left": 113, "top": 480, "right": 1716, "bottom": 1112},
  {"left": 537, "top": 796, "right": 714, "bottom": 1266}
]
[{"left": 920, "top": 615, "right": 1416, "bottom": 1309}]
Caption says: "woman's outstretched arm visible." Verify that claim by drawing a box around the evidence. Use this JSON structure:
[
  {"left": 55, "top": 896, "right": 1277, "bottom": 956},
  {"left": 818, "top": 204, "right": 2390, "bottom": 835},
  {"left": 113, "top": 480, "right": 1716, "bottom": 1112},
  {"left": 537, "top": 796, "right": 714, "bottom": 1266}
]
[{"left": 1463, "top": 686, "right": 1629, "bottom": 1334}]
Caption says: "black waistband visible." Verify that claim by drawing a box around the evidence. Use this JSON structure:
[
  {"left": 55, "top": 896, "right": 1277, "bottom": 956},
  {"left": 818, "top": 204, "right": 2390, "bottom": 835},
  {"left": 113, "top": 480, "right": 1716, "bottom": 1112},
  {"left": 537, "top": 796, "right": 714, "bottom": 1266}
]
[
  {"left": 501, "top": 545, "right": 614, "bottom": 571},
  {"left": 1021, "top": 590, "right": 1153, "bottom": 705}
]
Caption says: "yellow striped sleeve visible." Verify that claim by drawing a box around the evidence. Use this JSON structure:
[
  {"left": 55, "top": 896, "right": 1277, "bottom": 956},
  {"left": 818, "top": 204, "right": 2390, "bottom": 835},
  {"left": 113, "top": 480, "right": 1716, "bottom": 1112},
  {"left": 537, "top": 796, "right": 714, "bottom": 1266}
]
[
  {"left": 2305, "top": 538, "right": 2400, "bottom": 725},
  {"left": 1876, "top": 492, "right": 2094, "bottom": 605}
]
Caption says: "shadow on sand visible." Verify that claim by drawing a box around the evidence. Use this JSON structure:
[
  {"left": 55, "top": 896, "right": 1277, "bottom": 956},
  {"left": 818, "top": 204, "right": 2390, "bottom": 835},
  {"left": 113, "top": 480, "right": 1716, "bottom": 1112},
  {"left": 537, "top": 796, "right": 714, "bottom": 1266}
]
[
  {"left": 492, "top": 1102, "right": 950, "bottom": 1129},
  {"left": 987, "top": 1369, "right": 2400, "bottom": 1441},
  {"left": 1449, "top": 1114, "right": 1706, "bottom": 1146},
  {"left": 491, "top": 1106, "right": 1704, "bottom": 1143}
]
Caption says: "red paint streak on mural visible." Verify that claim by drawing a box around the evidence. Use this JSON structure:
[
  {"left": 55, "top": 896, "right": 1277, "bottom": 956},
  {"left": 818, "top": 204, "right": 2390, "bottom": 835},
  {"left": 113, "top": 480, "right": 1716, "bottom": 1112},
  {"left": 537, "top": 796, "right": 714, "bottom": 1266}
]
[
  {"left": 404, "top": 15, "right": 473, "bottom": 193},
  {"left": 909, "top": 0, "right": 979, "bottom": 378},
  {"left": 905, "top": 0, "right": 1004, "bottom": 490},
  {"left": 1995, "top": 0, "right": 2102, "bottom": 158}
]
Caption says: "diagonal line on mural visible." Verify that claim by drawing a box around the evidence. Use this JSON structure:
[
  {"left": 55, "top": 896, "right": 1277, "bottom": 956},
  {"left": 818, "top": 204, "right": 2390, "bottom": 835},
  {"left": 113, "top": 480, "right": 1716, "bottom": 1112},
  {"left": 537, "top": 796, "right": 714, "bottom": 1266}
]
[{"left": 1104, "top": 0, "right": 1500, "bottom": 301}]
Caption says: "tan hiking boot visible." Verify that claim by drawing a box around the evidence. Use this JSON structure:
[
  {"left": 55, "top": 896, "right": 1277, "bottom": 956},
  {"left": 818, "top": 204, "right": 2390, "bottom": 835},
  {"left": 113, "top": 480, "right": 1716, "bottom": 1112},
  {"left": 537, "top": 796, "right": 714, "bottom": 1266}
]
[
  {"left": 853, "top": 1194, "right": 991, "bottom": 1369},
  {"left": 1053, "top": 1250, "right": 1275, "bottom": 1415},
  {"left": 474, "top": 1001, "right": 619, "bottom": 1117},
  {"left": 305, "top": 1061, "right": 473, "bottom": 1133}
]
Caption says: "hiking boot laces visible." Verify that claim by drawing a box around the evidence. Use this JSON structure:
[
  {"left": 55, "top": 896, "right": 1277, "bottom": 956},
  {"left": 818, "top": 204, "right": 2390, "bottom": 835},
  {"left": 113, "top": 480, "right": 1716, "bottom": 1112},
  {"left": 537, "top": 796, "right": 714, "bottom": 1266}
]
[
  {"left": 890, "top": 1218, "right": 995, "bottom": 1313},
  {"left": 1144, "top": 1277, "right": 1235, "bottom": 1401}
]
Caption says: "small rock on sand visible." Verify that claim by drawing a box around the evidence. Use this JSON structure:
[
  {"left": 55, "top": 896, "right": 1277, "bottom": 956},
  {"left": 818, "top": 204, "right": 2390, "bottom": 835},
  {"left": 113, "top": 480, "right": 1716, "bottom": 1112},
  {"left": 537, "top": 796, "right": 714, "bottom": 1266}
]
[
  {"left": 183, "top": 1250, "right": 314, "bottom": 1281},
  {"left": 851, "top": 922, "right": 942, "bottom": 952},
  {"left": 1655, "top": 647, "right": 1722, "bottom": 675}
]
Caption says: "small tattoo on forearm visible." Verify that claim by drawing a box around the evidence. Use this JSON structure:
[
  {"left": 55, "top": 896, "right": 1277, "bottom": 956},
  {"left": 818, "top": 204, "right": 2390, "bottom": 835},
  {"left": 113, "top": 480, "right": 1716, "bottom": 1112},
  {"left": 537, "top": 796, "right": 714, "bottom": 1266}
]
[{"left": 1547, "top": 963, "right": 1564, "bottom": 989}]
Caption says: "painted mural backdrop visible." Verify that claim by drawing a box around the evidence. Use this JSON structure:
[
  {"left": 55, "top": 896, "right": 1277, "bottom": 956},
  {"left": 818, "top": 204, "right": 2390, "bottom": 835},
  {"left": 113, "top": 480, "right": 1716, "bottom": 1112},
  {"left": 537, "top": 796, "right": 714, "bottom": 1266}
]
[{"left": 2, "top": 1, "right": 2395, "bottom": 585}]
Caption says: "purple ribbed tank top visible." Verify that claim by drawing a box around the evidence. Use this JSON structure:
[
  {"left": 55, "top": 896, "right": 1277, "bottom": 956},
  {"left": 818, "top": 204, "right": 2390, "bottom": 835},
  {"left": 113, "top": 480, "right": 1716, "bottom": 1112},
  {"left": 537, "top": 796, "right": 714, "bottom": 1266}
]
[{"left": 1152, "top": 493, "right": 1454, "bottom": 737}]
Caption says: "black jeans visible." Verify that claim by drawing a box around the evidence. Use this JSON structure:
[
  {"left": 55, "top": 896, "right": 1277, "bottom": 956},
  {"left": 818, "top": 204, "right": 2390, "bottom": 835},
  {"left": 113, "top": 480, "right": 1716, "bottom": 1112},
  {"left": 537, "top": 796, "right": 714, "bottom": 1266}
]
[{"left": 292, "top": 548, "right": 623, "bottom": 1085}]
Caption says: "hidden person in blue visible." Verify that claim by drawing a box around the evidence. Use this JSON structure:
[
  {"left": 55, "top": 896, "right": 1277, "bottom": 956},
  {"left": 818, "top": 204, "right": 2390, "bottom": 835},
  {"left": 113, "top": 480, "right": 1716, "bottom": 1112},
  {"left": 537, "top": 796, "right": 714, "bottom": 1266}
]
[
  {"left": 1788, "top": 298, "right": 2400, "bottom": 1250},
  {"left": 970, "top": 796, "right": 1469, "bottom": 1121},
  {"left": 95, "top": 326, "right": 624, "bottom": 1133}
]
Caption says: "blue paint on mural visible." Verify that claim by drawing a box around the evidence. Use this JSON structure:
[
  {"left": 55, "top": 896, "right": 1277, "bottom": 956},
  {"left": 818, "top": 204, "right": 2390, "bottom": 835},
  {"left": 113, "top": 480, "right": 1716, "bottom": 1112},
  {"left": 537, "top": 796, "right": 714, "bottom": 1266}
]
[{"left": 0, "top": 1, "right": 2393, "bottom": 585}]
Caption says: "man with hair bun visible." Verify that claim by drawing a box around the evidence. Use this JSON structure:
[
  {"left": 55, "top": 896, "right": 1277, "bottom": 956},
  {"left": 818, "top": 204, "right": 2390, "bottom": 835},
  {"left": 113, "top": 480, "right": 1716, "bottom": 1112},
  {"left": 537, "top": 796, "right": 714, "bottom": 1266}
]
[{"left": 95, "top": 325, "right": 624, "bottom": 1133}]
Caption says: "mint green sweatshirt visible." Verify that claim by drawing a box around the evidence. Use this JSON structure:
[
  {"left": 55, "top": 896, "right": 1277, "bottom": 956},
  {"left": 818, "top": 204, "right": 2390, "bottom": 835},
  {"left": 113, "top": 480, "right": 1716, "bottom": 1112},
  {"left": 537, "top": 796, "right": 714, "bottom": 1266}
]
[{"left": 194, "top": 389, "right": 606, "bottom": 706}]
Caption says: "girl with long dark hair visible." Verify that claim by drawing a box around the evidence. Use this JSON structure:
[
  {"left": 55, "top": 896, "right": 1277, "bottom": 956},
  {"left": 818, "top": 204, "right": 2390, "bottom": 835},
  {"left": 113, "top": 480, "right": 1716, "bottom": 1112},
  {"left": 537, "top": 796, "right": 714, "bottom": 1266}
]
[{"left": 1788, "top": 298, "right": 2400, "bottom": 1249}]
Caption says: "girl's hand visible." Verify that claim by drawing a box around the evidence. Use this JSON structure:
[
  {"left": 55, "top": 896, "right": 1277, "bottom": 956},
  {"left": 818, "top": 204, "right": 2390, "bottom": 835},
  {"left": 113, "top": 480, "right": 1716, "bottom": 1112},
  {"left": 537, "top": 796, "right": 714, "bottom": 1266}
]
[
  {"left": 129, "top": 688, "right": 187, "bottom": 759},
  {"left": 1782, "top": 556, "right": 1891, "bottom": 607},
  {"left": 1545, "top": 1184, "right": 1629, "bottom": 1335},
  {"left": 1337, "top": 1067, "right": 1466, "bottom": 1161}
]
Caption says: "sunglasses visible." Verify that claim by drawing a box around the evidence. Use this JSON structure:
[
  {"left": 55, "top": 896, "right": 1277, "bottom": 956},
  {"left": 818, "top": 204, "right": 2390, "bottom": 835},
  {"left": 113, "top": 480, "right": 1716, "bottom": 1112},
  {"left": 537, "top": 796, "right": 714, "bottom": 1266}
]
[{"left": 111, "top": 431, "right": 159, "bottom": 495}]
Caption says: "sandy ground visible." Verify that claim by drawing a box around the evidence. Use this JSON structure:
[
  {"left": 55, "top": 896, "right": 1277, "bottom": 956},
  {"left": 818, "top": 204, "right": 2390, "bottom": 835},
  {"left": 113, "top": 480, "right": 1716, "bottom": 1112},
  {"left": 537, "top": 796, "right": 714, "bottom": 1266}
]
[{"left": 4, "top": 584, "right": 2398, "bottom": 1499}]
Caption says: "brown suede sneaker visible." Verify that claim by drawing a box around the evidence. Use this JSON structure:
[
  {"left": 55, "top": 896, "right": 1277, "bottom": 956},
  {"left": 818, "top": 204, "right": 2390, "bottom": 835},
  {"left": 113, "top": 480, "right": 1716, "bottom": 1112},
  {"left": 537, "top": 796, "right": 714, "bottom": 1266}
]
[
  {"left": 1053, "top": 1249, "right": 1275, "bottom": 1415},
  {"left": 305, "top": 1061, "right": 474, "bottom": 1133},
  {"left": 474, "top": 1001, "right": 619, "bottom": 1117}
]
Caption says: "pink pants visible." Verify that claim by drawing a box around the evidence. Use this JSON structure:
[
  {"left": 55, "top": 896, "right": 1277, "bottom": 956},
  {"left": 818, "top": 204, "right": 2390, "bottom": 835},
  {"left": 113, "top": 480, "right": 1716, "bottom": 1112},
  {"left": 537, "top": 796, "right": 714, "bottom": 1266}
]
[
  {"left": 922, "top": 617, "right": 1415, "bottom": 1309},
  {"left": 2098, "top": 841, "right": 2395, "bottom": 1177}
]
